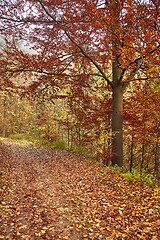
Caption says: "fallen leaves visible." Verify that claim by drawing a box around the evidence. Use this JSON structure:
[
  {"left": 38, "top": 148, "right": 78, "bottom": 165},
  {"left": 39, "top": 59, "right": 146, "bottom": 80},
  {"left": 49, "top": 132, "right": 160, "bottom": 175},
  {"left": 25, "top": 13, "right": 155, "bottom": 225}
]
[{"left": 0, "top": 140, "right": 159, "bottom": 239}]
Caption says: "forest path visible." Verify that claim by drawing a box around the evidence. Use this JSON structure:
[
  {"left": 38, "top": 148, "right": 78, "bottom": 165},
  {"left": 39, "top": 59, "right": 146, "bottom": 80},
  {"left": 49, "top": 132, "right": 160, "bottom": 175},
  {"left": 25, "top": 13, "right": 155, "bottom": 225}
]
[{"left": 0, "top": 140, "right": 159, "bottom": 240}]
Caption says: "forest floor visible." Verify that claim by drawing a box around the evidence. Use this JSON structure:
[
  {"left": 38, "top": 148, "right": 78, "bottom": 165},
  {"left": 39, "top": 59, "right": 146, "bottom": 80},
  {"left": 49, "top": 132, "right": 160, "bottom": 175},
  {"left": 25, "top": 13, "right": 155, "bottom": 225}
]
[{"left": 0, "top": 140, "right": 159, "bottom": 240}]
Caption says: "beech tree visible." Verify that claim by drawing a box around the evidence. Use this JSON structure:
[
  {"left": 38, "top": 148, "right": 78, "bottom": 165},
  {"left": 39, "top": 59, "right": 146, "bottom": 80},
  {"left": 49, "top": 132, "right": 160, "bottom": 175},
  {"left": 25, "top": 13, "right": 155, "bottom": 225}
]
[{"left": 0, "top": 0, "right": 159, "bottom": 166}]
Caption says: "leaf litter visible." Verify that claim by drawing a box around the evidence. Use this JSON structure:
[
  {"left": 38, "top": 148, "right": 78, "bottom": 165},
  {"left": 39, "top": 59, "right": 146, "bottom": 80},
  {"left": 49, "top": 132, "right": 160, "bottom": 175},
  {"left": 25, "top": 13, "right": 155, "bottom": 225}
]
[{"left": 0, "top": 141, "right": 159, "bottom": 239}]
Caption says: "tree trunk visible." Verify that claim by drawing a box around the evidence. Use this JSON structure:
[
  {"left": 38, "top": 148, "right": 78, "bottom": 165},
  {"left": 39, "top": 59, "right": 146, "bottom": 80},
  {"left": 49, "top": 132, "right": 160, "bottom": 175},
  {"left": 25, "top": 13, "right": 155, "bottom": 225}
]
[
  {"left": 111, "top": 60, "right": 123, "bottom": 167},
  {"left": 129, "top": 136, "right": 134, "bottom": 172},
  {"left": 2, "top": 94, "right": 7, "bottom": 138}
]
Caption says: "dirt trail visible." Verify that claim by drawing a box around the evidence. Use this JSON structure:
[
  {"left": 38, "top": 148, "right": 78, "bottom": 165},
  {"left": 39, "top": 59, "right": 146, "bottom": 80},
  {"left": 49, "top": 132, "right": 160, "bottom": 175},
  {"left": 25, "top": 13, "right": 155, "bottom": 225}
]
[{"left": 0, "top": 140, "right": 159, "bottom": 240}]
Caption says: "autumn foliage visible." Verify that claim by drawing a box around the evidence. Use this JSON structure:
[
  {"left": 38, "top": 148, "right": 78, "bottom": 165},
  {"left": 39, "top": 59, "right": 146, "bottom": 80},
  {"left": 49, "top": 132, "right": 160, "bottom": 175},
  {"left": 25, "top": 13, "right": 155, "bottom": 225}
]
[{"left": 0, "top": 2, "right": 160, "bottom": 239}]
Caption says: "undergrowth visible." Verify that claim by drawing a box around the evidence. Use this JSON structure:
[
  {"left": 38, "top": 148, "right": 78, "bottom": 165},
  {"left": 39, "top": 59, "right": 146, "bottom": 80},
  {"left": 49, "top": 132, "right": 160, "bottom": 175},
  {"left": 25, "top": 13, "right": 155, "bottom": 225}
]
[{"left": 111, "top": 165, "right": 157, "bottom": 186}]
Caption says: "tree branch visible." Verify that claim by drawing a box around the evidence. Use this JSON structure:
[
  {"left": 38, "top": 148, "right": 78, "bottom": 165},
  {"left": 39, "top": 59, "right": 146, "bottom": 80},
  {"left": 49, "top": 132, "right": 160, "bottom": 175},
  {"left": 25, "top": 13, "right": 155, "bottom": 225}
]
[
  {"left": 36, "top": 0, "right": 113, "bottom": 87},
  {"left": 64, "top": 30, "right": 113, "bottom": 87}
]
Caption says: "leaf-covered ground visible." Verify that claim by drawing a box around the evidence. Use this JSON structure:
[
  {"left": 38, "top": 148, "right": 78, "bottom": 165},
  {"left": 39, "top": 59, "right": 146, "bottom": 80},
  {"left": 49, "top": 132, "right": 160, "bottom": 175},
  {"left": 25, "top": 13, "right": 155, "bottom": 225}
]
[{"left": 0, "top": 140, "right": 159, "bottom": 240}]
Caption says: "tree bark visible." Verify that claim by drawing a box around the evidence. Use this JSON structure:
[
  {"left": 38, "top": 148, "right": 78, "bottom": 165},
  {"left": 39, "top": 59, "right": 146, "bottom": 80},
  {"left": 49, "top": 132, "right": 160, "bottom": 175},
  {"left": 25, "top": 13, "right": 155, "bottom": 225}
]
[
  {"left": 2, "top": 94, "right": 7, "bottom": 138},
  {"left": 111, "top": 60, "right": 123, "bottom": 167},
  {"left": 129, "top": 136, "right": 134, "bottom": 172}
]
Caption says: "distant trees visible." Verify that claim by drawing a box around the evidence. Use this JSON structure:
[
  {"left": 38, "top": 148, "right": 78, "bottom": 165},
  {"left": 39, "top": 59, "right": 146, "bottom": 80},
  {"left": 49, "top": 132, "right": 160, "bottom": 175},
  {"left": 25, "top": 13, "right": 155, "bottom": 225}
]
[
  {"left": 0, "top": 76, "right": 159, "bottom": 179},
  {"left": 123, "top": 79, "right": 160, "bottom": 178}
]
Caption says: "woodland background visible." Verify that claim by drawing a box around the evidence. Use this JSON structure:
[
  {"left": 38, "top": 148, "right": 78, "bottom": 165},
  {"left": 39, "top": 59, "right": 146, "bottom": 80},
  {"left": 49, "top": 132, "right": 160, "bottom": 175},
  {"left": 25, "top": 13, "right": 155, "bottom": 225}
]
[{"left": 0, "top": 78, "right": 159, "bottom": 183}]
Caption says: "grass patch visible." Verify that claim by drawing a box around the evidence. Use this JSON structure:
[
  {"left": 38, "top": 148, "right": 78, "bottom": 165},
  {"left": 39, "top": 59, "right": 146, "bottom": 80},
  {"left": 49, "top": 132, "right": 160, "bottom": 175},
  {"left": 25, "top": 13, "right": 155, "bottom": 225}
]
[
  {"left": 9, "top": 133, "right": 26, "bottom": 140},
  {"left": 35, "top": 139, "right": 66, "bottom": 149},
  {"left": 8, "top": 134, "right": 34, "bottom": 146},
  {"left": 111, "top": 165, "right": 156, "bottom": 186},
  {"left": 142, "top": 173, "right": 156, "bottom": 186},
  {"left": 9, "top": 134, "right": 67, "bottom": 150},
  {"left": 52, "top": 140, "right": 66, "bottom": 149},
  {"left": 71, "top": 145, "right": 90, "bottom": 156},
  {"left": 121, "top": 171, "right": 134, "bottom": 181},
  {"left": 38, "top": 139, "right": 66, "bottom": 149}
]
